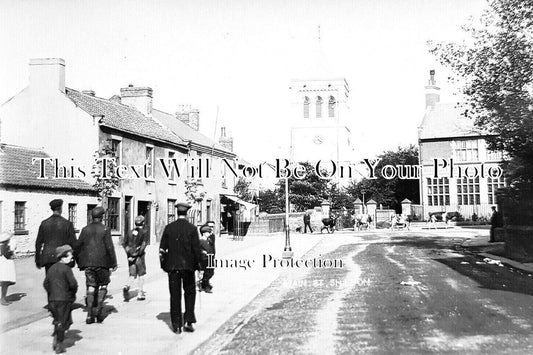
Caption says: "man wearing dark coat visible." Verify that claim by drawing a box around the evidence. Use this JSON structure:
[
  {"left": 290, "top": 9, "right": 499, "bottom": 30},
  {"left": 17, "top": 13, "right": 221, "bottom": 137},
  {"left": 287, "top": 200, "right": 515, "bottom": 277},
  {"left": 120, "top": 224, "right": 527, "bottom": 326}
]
[
  {"left": 159, "top": 202, "right": 202, "bottom": 334},
  {"left": 76, "top": 206, "right": 117, "bottom": 324},
  {"left": 303, "top": 212, "right": 313, "bottom": 233},
  {"left": 35, "top": 199, "right": 77, "bottom": 273}
]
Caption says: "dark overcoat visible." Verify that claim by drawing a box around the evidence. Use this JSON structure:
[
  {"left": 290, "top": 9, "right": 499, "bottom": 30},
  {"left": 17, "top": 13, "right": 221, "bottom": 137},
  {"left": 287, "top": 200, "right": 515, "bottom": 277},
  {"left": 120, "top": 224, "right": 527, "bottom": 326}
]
[
  {"left": 159, "top": 218, "right": 202, "bottom": 272},
  {"left": 44, "top": 262, "right": 78, "bottom": 302},
  {"left": 35, "top": 215, "right": 77, "bottom": 267},
  {"left": 76, "top": 222, "right": 117, "bottom": 270}
]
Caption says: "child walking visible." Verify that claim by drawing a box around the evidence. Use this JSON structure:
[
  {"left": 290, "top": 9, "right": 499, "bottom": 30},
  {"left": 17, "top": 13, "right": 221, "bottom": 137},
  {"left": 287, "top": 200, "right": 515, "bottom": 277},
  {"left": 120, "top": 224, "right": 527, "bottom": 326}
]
[
  {"left": 43, "top": 245, "right": 78, "bottom": 354},
  {"left": 198, "top": 225, "right": 215, "bottom": 293},
  {"left": 122, "top": 216, "right": 149, "bottom": 301}
]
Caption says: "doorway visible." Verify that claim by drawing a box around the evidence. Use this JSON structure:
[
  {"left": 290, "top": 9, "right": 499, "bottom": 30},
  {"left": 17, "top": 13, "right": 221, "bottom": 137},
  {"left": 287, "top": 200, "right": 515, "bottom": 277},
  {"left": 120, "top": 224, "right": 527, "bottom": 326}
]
[
  {"left": 137, "top": 201, "right": 151, "bottom": 244},
  {"left": 124, "top": 196, "right": 132, "bottom": 237}
]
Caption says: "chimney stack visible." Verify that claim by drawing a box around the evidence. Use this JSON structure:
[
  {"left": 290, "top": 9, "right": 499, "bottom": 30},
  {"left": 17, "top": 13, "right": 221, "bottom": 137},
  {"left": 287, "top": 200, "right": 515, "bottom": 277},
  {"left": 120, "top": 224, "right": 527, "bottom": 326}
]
[
  {"left": 29, "top": 58, "right": 65, "bottom": 93},
  {"left": 120, "top": 84, "right": 153, "bottom": 116},
  {"left": 425, "top": 69, "right": 440, "bottom": 109},
  {"left": 176, "top": 105, "right": 200, "bottom": 131},
  {"left": 219, "top": 127, "right": 233, "bottom": 152}
]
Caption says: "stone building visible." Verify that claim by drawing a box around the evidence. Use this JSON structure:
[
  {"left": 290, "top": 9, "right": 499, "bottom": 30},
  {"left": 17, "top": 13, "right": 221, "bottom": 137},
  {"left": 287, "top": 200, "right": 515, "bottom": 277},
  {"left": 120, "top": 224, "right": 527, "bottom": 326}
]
[
  {"left": 418, "top": 70, "right": 506, "bottom": 220},
  {"left": 0, "top": 58, "right": 239, "bottom": 246}
]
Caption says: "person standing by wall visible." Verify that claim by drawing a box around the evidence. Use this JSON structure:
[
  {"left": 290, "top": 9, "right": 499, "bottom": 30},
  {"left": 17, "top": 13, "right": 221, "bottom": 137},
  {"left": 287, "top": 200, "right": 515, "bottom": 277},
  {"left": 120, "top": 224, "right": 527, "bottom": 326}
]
[
  {"left": 159, "top": 202, "right": 202, "bottom": 334},
  {"left": 76, "top": 206, "right": 117, "bottom": 324},
  {"left": 303, "top": 212, "right": 313, "bottom": 234},
  {"left": 490, "top": 206, "right": 503, "bottom": 242},
  {"left": 35, "top": 199, "right": 77, "bottom": 273},
  {"left": 0, "top": 231, "right": 16, "bottom": 305}
]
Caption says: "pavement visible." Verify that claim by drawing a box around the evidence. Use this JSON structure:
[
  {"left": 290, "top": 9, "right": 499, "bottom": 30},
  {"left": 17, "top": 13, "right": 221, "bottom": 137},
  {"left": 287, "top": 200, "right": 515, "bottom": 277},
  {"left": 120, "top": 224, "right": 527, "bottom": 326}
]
[
  {"left": 461, "top": 232, "right": 533, "bottom": 274},
  {"left": 0, "top": 232, "right": 325, "bottom": 354}
]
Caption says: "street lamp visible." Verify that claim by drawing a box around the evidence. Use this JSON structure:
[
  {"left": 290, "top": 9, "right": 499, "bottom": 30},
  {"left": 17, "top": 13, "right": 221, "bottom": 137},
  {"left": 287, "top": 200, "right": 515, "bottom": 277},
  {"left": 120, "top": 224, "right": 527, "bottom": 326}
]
[
  {"left": 282, "top": 172, "right": 294, "bottom": 259},
  {"left": 361, "top": 189, "right": 366, "bottom": 214}
]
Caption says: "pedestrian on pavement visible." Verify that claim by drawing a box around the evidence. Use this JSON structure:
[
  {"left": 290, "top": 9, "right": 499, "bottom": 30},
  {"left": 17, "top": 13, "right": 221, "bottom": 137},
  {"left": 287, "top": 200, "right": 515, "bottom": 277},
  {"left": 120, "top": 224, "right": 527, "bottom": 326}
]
[
  {"left": 198, "top": 225, "right": 214, "bottom": 293},
  {"left": 159, "top": 202, "right": 202, "bottom": 334},
  {"left": 0, "top": 231, "right": 17, "bottom": 305},
  {"left": 490, "top": 206, "right": 503, "bottom": 243},
  {"left": 75, "top": 206, "right": 117, "bottom": 324},
  {"left": 35, "top": 199, "right": 77, "bottom": 273},
  {"left": 122, "top": 215, "right": 149, "bottom": 301},
  {"left": 43, "top": 245, "right": 78, "bottom": 354},
  {"left": 303, "top": 212, "right": 313, "bottom": 234}
]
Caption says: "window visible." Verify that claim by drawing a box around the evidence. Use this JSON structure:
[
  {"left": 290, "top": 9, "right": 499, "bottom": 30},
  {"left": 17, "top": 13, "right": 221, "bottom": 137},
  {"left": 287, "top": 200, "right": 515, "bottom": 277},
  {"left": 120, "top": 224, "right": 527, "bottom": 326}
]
[
  {"left": 457, "top": 177, "right": 480, "bottom": 205},
  {"left": 110, "top": 138, "right": 122, "bottom": 165},
  {"left": 106, "top": 197, "right": 120, "bottom": 231},
  {"left": 487, "top": 149, "right": 503, "bottom": 161},
  {"left": 167, "top": 199, "right": 176, "bottom": 223},
  {"left": 168, "top": 151, "right": 176, "bottom": 181},
  {"left": 68, "top": 203, "right": 77, "bottom": 228},
  {"left": 316, "top": 96, "right": 323, "bottom": 118},
  {"left": 454, "top": 140, "right": 479, "bottom": 162},
  {"left": 145, "top": 145, "right": 154, "bottom": 179},
  {"left": 303, "top": 97, "right": 310, "bottom": 118},
  {"left": 488, "top": 176, "right": 506, "bottom": 204},
  {"left": 14, "top": 202, "right": 26, "bottom": 231},
  {"left": 87, "top": 204, "right": 96, "bottom": 224},
  {"left": 427, "top": 178, "right": 450, "bottom": 206},
  {"left": 328, "top": 96, "right": 336, "bottom": 117}
]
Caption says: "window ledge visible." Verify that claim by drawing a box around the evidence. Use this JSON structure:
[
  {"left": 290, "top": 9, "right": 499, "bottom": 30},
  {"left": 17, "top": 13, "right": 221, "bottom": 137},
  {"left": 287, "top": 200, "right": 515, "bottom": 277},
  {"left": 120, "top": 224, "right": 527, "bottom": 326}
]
[
  {"left": 14, "top": 229, "right": 29, "bottom": 235},
  {"left": 168, "top": 181, "right": 177, "bottom": 186},
  {"left": 145, "top": 178, "right": 156, "bottom": 183}
]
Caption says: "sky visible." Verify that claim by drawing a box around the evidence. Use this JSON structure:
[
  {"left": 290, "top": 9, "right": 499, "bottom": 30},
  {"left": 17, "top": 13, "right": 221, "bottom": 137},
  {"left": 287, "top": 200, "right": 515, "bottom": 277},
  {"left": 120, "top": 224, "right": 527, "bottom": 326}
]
[{"left": 0, "top": 0, "right": 487, "bottom": 163}]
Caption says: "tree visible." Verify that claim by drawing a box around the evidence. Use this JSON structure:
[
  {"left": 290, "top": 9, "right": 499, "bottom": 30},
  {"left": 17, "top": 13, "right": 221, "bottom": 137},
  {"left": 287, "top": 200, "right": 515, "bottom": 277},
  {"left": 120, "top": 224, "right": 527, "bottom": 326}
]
[
  {"left": 234, "top": 177, "right": 254, "bottom": 202},
  {"left": 91, "top": 143, "right": 120, "bottom": 202},
  {"left": 258, "top": 188, "right": 284, "bottom": 214},
  {"left": 429, "top": 0, "right": 533, "bottom": 193},
  {"left": 345, "top": 145, "right": 420, "bottom": 212}
]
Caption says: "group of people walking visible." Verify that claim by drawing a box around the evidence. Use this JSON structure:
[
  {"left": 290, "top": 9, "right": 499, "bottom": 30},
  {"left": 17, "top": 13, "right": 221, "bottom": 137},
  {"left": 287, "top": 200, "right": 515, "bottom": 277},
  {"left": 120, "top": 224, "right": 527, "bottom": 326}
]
[{"left": 32, "top": 199, "right": 216, "bottom": 353}]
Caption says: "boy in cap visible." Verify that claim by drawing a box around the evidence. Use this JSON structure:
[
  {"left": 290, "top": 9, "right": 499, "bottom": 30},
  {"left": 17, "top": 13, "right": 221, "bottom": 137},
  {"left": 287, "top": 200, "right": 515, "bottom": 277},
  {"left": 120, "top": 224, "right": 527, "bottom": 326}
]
[
  {"left": 122, "top": 215, "right": 149, "bottom": 301},
  {"left": 198, "top": 225, "right": 215, "bottom": 293},
  {"left": 44, "top": 245, "right": 78, "bottom": 354},
  {"left": 76, "top": 206, "right": 117, "bottom": 324},
  {"left": 36, "top": 199, "right": 77, "bottom": 273}
]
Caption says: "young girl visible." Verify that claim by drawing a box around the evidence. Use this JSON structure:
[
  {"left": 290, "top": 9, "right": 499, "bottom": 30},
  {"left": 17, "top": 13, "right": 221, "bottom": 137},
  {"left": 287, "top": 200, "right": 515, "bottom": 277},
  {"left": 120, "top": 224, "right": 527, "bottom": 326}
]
[{"left": 0, "top": 231, "right": 16, "bottom": 306}]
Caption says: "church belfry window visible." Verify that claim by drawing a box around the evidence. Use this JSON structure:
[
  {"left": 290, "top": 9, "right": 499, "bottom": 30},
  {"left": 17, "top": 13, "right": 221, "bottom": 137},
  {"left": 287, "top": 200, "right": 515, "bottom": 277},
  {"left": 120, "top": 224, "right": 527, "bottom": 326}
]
[
  {"left": 328, "top": 96, "right": 336, "bottom": 117},
  {"left": 316, "top": 96, "right": 323, "bottom": 118},
  {"left": 303, "top": 97, "right": 310, "bottom": 118}
]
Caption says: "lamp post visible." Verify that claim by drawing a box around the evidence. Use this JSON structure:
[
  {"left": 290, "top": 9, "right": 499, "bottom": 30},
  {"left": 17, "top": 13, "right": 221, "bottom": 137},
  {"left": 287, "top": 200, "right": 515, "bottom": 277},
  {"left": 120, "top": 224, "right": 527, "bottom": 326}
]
[
  {"left": 282, "top": 172, "right": 294, "bottom": 259},
  {"left": 361, "top": 190, "right": 366, "bottom": 214}
]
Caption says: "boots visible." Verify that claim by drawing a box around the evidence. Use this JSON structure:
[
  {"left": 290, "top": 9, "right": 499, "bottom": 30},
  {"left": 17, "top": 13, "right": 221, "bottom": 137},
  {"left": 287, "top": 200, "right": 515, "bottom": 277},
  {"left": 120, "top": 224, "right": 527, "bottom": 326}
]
[
  {"left": 95, "top": 287, "right": 108, "bottom": 323},
  {"left": 85, "top": 291, "right": 95, "bottom": 324}
]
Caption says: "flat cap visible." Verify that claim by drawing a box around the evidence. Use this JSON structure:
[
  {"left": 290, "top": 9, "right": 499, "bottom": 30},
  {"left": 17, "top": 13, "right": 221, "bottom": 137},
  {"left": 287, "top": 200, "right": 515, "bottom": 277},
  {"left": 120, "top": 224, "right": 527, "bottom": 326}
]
[
  {"left": 175, "top": 202, "right": 191, "bottom": 213},
  {"left": 91, "top": 206, "right": 106, "bottom": 218},
  {"left": 55, "top": 244, "right": 73, "bottom": 259},
  {"left": 135, "top": 215, "right": 145, "bottom": 226},
  {"left": 49, "top": 199, "right": 63, "bottom": 210},
  {"left": 200, "top": 225, "right": 212, "bottom": 234}
]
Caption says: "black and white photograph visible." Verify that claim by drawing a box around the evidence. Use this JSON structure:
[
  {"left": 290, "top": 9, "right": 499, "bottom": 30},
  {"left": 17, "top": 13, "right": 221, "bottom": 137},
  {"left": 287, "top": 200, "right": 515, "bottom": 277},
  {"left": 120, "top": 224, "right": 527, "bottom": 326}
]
[{"left": 1, "top": 0, "right": 533, "bottom": 354}]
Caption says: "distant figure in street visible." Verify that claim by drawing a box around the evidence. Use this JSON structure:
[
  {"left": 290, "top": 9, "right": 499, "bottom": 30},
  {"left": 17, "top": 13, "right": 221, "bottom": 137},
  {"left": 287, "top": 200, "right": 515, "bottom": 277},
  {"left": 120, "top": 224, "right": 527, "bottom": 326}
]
[
  {"left": 35, "top": 199, "right": 77, "bottom": 273},
  {"left": 76, "top": 206, "right": 117, "bottom": 324},
  {"left": 198, "top": 225, "right": 214, "bottom": 293},
  {"left": 44, "top": 245, "right": 77, "bottom": 354},
  {"left": 490, "top": 206, "right": 503, "bottom": 242},
  {"left": 0, "top": 231, "right": 16, "bottom": 305},
  {"left": 303, "top": 212, "right": 313, "bottom": 233},
  {"left": 159, "top": 202, "right": 202, "bottom": 334},
  {"left": 122, "top": 215, "right": 149, "bottom": 301}
]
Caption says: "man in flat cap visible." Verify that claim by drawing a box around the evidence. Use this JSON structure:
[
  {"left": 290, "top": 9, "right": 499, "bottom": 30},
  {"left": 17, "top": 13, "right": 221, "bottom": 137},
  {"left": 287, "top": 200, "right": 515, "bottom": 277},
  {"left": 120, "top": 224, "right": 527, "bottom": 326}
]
[
  {"left": 122, "top": 215, "right": 149, "bottom": 301},
  {"left": 159, "top": 202, "right": 202, "bottom": 334},
  {"left": 76, "top": 206, "right": 117, "bottom": 324},
  {"left": 35, "top": 199, "right": 77, "bottom": 273}
]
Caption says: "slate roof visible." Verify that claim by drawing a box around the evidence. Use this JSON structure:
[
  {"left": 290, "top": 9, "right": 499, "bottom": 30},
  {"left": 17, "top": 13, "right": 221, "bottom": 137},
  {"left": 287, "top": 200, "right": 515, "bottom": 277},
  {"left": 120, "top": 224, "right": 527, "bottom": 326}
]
[
  {"left": 0, "top": 144, "right": 96, "bottom": 193},
  {"left": 418, "top": 103, "right": 484, "bottom": 140},
  {"left": 151, "top": 108, "right": 234, "bottom": 156},
  {"left": 66, "top": 88, "right": 184, "bottom": 146}
]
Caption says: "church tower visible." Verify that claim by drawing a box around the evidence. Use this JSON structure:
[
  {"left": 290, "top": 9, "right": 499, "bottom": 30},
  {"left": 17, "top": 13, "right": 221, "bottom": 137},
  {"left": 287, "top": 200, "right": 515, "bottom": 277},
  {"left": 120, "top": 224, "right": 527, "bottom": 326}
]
[{"left": 289, "top": 30, "right": 353, "bottom": 165}]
